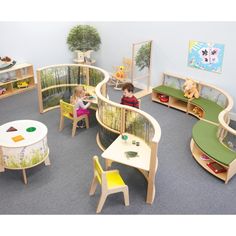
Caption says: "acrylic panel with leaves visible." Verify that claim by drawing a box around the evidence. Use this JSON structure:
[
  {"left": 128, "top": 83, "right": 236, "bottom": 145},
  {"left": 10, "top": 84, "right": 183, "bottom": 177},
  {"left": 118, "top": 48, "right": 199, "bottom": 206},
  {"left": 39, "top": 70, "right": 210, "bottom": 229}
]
[
  {"left": 200, "top": 85, "right": 227, "bottom": 108},
  {"left": 163, "top": 74, "right": 185, "bottom": 91}
]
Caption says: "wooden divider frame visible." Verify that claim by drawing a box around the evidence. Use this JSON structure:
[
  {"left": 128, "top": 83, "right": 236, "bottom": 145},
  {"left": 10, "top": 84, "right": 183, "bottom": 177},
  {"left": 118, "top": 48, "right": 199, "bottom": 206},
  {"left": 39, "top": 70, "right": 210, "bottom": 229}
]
[
  {"left": 131, "top": 40, "right": 153, "bottom": 93},
  {"left": 95, "top": 67, "right": 161, "bottom": 204}
]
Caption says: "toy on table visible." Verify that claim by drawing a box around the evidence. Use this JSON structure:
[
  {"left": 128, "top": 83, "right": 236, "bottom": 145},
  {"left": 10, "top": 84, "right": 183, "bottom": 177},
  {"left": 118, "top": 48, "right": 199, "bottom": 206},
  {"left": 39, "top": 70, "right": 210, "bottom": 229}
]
[
  {"left": 125, "top": 151, "right": 138, "bottom": 158},
  {"left": 192, "top": 106, "right": 203, "bottom": 118},
  {"left": 121, "top": 134, "right": 128, "bottom": 143},
  {"left": 183, "top": 78, "right": 199, "bottom": 99},
  {"left": 0, "top": 87, "right": 7, "bottom": 95},
  {"left": 12, "top": 135, "right": 25, "bottom": 142},
  {"left": 17, "top": 81, "right": 29, "bottom": 89}
]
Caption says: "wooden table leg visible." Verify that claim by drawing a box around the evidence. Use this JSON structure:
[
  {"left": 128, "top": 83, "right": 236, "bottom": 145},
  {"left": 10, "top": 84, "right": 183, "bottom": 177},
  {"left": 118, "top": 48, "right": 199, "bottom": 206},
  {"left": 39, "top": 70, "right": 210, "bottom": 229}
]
[
  {"left": 44, "top": 156, "right": 51, "bottom": 166},
  {"left": 105, "top": 159, "right": 112, "bottom": 170},
  {"left": 146, "top": 179, "right": 155, "bottom": 204},
  {"left": 22, "top": 169, "right": 28, "bottom": 184}
]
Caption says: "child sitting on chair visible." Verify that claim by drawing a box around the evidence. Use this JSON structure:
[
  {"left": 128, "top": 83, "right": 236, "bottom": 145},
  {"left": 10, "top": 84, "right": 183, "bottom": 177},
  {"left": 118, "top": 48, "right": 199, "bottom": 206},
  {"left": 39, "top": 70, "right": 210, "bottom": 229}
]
[
  {"left": 70, "top": 86, "right": 91, "bottom": 126},
  {"left": 120, "top": 83, "right": 139, "bottom": 108}
]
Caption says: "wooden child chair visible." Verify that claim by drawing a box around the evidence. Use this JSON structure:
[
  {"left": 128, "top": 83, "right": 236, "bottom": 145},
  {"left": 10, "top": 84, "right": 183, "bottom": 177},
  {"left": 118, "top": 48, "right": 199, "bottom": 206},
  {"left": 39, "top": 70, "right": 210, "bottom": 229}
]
[
  {"left": 89, "top": 156, "right": 129, "bottom": 213},
  {"left": 59, "top": 99, "right": 89, "bottom": 137}
]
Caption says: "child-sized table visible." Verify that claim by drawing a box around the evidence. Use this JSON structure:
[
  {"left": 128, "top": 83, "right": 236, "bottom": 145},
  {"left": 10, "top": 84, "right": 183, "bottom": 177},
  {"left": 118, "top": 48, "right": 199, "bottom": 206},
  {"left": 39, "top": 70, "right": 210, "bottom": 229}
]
[{"left": 0, "top": 120, "right": 50, "bottom": 184}]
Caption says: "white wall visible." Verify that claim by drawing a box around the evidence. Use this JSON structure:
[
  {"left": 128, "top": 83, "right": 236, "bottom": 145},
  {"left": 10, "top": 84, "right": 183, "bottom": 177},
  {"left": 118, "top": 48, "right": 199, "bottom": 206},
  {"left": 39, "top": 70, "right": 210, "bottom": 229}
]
[
  {"left": 0, "top": 22, "right": 80, "bottom": 68},
  {"left": 0, "top": 22, "right": 235, "bottom": 111}
]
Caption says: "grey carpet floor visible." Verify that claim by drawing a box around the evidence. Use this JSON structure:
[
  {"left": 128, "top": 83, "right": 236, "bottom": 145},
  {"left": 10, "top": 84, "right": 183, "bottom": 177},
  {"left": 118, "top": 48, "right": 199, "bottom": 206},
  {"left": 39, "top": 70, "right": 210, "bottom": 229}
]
[{"left": 0, "top": 86, "right": 236, "bottom": 214}]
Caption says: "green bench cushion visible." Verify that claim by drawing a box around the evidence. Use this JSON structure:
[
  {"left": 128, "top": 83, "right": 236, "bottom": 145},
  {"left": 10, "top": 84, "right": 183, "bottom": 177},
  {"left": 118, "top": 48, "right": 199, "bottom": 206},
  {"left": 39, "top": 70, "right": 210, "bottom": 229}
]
[
  {"left": 192, "top": 120, "right": 236, "bottom": 166},
  {"left": 153, "top": 85, "right": 188, "bottom": 102},
  {"left": 153, "top": 85, "right": 223, "bottom": 124},
  {"left": 191, "top": 97, "right": 223, "bottom": 124}
]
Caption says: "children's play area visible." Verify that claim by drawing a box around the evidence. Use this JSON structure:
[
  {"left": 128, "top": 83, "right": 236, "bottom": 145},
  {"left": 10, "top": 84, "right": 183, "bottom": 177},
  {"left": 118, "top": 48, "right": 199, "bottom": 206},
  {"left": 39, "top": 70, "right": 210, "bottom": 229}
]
[{"left": 0, "top": 22, "right": 236, "bottom": 214}]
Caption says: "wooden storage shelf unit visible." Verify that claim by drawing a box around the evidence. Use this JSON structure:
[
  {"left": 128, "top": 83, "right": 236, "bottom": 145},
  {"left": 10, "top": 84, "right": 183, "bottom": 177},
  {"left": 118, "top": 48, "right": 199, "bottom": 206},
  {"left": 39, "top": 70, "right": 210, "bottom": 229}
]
[
  {"left": 0, "top": 63, "right": 35, "bottom": 99},
  {"left": 169, "top": 97, "right": 187, "bottom": 112},
  {"left": 188, "top": 103, "right": 204, "bottom": 119},
  {"left": 190, "top": 139, "right": 228, "bottom": 182},
  {"left": 151, "top": 91, "right": 169, "bottom": 106}
]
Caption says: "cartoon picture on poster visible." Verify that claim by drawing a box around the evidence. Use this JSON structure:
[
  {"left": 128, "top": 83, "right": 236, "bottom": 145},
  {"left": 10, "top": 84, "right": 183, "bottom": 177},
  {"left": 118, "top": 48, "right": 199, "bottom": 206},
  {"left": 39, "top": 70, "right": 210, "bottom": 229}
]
[{"left": 188, "top": 40, "right": 225, "bottom": 73}]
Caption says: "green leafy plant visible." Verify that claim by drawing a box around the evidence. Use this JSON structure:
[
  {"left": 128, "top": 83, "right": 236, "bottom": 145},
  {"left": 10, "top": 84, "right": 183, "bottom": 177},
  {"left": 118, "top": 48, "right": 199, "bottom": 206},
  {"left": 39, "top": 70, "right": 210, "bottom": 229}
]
[
  {"left": 67, "top": 25, "right": 101, "bottom": 52},
  {"left": 135, "top": 42, "right": 151, "bottom": 71}
]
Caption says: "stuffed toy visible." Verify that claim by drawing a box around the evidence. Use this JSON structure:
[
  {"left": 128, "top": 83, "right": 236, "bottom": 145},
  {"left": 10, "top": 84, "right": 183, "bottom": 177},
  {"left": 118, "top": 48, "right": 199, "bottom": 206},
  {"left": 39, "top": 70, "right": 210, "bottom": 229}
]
[
  {"left": 183, "top": 78, "right": 199, "bottom": 99},
  {"left": 115, "top": 66, "right": 125, "bottom": 80},
  {"left": 192, "top": 107, "right": 203, "bottom": 118}
]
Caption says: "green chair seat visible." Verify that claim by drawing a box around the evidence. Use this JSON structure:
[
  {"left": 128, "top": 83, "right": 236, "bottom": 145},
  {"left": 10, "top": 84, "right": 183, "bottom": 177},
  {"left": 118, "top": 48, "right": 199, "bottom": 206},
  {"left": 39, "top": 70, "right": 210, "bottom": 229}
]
[
  {"left": 192, "top": 120, "right": 236, "bottom": 166},
  {"left": 153, "top": 85, "right": 188, "bottom": 102},
  {"left": 191, "top": 97, "right": 223, "bottom": 124}
]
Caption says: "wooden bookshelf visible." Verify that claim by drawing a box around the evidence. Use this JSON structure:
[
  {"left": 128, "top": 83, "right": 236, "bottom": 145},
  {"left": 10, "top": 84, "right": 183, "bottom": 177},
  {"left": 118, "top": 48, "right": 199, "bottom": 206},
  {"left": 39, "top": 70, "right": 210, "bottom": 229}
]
[{"left": 0, "top": 63, "right": 35, "bottom": 99}]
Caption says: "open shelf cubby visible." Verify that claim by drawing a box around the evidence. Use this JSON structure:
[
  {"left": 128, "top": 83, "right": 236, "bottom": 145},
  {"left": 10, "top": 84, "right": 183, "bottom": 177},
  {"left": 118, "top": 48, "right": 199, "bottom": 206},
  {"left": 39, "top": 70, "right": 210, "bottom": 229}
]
[
  {"left": 0, "top": 63, "right": 35, "bottom": 99},
  {"left": 188, "top": 103, "right": 204, "bottom": 119},
  {"left": 151, "top": 91, "right": 170, "bottom": 106},
  {"left": 169, "top": 97, "right": 187, "bottom": 112},
  {"left": 190, "top": 139, "right": 228, "bottom": 182}
]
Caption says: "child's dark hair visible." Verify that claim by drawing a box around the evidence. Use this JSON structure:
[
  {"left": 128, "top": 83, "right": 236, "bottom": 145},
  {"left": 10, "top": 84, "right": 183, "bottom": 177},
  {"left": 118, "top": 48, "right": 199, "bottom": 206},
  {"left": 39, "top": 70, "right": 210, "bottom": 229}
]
[{"left": 122, "top": 83, "right": 134, "bottom": 93}]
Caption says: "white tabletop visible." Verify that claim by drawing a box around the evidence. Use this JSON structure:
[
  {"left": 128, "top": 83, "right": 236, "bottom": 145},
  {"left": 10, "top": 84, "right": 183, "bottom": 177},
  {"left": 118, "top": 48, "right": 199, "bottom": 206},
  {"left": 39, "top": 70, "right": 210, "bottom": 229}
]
[
  {"left": 0, "top": 120, "right": 48, "bottom": 148},
  {"left": 101, "top": 133, "right": 151, "bottom": 171}
]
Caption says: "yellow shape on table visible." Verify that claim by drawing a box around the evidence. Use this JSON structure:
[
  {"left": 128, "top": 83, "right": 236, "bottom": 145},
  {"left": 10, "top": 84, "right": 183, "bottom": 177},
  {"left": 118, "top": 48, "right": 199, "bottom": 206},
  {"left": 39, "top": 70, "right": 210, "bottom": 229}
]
[{"left": 12, "top": 135, "right": 25, "bottom": 142}]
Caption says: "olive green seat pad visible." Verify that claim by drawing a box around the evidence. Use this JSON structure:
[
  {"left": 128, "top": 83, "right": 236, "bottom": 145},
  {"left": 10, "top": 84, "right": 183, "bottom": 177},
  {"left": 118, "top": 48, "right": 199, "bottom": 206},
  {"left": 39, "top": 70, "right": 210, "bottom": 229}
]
[
  {"left": 191, "top": 97, "right": 223, "bottom": 124},
  {"left": 153, "top": 85, "right": 223, "bottom": 123},
  {"left": 153, "top": 85, "right": 188, "bottom": 102},
  {"left": 192, "top": 120, "right": 236, "bottom": 166}
]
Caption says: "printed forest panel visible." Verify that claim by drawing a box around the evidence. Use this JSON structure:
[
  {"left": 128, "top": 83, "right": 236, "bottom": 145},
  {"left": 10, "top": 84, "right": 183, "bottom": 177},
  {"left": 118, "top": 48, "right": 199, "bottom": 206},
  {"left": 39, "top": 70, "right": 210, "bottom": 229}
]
[
  {"left": 89, "top": 68, "right": 105, "bottom": 87},
  {"left": 2, "top": 136, "right": 49, "bottom": 169},
  {"left": 42, "top": 86, "right": 73, "bottom": 110},
  {"left": 125, "top": 110, "right": 154, "bottom": 146},
  {"left": 188, "top": 40, "right": 225, "bottom": 73},
  {"left": 40, "top": 66, "right": 87, "bottom": 89},
  {"left": 98, "top": 125, "right": 119, "bottom": 149}
]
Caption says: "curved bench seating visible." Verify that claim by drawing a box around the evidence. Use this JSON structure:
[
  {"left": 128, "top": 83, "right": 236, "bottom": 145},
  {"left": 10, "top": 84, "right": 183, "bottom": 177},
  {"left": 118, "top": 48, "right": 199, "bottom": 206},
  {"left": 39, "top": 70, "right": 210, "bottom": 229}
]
[
  {"left": 153, "top": 85, "right": 223, "bottom": 124},
  {"left": 192, "top": 120, "right": 236, "bottom": 166},
  {"left": 153, "top": 85, "right": 188, "bottom": 102},
  {"left": 152, "top": 72, "right": 236, "bottom": 183},
  {"left": 190, "top": 97, "right": 223, "bottom": 124}
]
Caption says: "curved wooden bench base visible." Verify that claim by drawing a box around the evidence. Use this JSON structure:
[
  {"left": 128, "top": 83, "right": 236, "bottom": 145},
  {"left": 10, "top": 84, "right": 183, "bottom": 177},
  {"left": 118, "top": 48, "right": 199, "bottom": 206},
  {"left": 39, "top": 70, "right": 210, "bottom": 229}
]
[{"left": 152, "top": 80, "right": 236, "bottom": 183}]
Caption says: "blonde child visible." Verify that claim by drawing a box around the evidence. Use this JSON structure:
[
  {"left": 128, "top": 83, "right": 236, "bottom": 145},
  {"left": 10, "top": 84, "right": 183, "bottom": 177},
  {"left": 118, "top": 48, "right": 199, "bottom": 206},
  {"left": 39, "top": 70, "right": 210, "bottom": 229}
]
[{"left": 70, "top": 86, "right": 91, "bottom": 118}]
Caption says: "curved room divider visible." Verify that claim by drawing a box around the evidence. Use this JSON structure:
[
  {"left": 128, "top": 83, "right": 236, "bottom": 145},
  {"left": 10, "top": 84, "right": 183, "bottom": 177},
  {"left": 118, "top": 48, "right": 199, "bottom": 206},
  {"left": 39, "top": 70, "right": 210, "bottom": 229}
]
[
  {"left": 37, "top": 64, "right": 105, "bottom": 113},
  {"left": 37, "top": 64, "right": 162, "bottom": 204}
]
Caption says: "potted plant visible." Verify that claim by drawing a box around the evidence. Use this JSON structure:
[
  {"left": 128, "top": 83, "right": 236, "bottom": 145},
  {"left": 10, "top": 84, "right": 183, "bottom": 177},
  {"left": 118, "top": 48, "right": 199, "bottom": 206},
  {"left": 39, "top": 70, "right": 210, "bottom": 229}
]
[
  {"left": 135, "top": 42, "right": 151, "bottom": 71},
  {"left": 67, "top": 25, "right": 101, "bottom": 64}
]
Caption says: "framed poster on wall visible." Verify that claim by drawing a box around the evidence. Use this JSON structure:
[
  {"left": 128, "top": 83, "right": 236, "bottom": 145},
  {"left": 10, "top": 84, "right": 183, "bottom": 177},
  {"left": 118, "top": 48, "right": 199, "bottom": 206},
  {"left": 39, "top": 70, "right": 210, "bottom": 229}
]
[{"left": 188, "top": 40, "right": 225, "bottom": 73}]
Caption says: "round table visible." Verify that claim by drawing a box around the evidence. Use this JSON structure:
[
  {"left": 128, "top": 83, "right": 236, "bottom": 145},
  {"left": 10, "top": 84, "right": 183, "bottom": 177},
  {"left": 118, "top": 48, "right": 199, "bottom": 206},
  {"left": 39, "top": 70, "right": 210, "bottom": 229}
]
[{"left": 0, "top": 120, "right": 50, "bottom": 184}]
